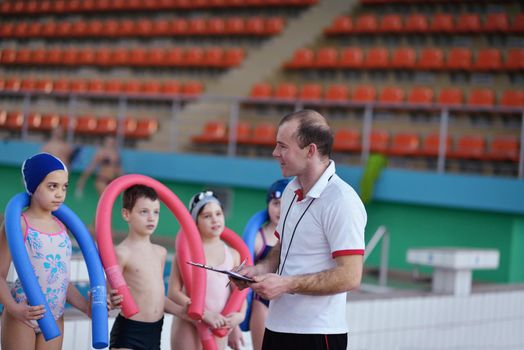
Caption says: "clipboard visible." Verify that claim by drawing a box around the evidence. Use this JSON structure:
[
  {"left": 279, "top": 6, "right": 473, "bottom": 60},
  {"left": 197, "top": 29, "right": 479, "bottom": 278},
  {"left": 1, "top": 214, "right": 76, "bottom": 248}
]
[{"left": 186, "top": 261, "right": 255, "bottom": 283}]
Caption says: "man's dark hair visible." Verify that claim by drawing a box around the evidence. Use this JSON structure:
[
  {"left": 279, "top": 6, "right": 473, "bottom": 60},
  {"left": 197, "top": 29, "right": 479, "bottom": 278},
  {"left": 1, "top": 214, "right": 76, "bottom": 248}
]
[
  {"left": 279, "top": 109, "right": 333, "bottom": 158},
  {"left": 123, "top": 184, "right": 158, "bottom": 211}
]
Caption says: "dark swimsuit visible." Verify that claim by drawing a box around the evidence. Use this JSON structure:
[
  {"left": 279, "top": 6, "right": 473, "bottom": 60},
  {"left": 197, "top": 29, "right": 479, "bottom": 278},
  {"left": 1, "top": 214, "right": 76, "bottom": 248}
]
[
  {"left": 254, "top": 228, "right": 273, "bottom": 307},
  {"left": 110, "top": 314, "right": 164, "bottom": 350},
  {"left": 96, "top": 156, "right": 121, "bottom": 185}
]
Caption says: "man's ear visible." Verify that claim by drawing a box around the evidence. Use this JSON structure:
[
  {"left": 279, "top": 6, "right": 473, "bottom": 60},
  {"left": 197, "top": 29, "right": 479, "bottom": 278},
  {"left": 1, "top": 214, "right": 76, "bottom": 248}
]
[
  {"left": 121, "top": 208, "right": 130, "bottom": 221},
  {"left": 307, "top": 143, "right": 317, "bottom": 158}
]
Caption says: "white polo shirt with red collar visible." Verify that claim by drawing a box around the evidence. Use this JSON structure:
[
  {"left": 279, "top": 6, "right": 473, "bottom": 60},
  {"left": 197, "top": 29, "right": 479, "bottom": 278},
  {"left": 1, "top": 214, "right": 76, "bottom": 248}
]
[{"left": 266, "top": 160, "right": 366, "bottom": 334}]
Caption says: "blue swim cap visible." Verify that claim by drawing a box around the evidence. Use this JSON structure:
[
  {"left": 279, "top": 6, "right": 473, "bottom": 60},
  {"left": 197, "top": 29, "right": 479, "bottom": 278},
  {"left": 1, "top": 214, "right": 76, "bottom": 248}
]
[
  {"left": 22, "top": 153, "right": 68, "bottom": 195},
  {"left": 266, "top": 179, "right": 290, "bottom": 203}
]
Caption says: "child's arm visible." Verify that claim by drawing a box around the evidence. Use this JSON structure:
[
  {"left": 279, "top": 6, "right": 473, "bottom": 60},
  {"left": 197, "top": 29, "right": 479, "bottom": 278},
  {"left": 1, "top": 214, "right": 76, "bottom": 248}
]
[
  {"left": 224, "top": 299, "right": 247, "bottom": 329},
  {"left": 166, "top": 253, "right": 191, "bottom": 306},
  {"left": 227, "top": 325, "right": 245, "bottom": 350},
  {"left": 75, "top": 151, "right": 101, "bottom": 195},
  {"left": 166, "top": 253, "right": 227, "bottom": 327},
  {"left": 0, "top": 220, "right": 45, "bottom": 328},
  {"left": 164, "top": 296, "right": 191, "bottom": 321},
  {"left": 66, "top": 283, "right": 90, "bottom": 317}
]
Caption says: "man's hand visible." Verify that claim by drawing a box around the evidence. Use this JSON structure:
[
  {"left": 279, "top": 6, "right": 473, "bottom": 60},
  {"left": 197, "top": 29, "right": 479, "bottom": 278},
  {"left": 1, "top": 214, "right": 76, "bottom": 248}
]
[{"left": 250, "top": 273, "right": 294, "bottom": 300}]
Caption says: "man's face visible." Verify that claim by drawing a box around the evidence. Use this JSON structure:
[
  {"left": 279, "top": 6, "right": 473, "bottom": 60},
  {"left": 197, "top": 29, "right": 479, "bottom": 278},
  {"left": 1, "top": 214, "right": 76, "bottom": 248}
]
[{"left": 272, "top": 119, "right": 308, "bottom": 177}]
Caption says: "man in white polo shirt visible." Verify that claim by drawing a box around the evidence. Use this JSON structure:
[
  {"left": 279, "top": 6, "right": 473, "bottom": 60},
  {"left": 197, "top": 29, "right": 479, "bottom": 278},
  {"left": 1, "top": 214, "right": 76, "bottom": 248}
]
[{"left": 233, "top": 109, "right": 366, "bottom": 350}]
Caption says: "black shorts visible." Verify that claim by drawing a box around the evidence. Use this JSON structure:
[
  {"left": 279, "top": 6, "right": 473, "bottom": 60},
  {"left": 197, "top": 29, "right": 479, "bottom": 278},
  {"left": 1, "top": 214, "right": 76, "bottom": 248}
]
[
  {"left": 110, "top": 314, "right": 164, "bottom": 350},
  {"left": 262, "top": 328, "right": 347, "bottom": 350}
]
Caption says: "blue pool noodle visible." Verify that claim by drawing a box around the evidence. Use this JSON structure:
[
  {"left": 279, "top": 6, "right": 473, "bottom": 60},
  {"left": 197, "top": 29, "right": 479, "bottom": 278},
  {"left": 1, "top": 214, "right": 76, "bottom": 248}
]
[
  {"left": 5, "top": 193, "right": 60, "bottom": 341},
  {"left": 5, "top": 193, "right": 108, "bottom": 348},
  {"left": 54, "top": 204, "right": 108, "bottom": 349},
  {"left": 239, "top": 209, "right": 268, "bottom": 332}
]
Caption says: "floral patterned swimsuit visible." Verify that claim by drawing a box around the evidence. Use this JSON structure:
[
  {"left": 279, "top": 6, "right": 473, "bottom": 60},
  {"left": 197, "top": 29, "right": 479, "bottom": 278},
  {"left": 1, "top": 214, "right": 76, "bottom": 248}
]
[{"left": 11, "top": 214, "right": 72, "bottom": 324}]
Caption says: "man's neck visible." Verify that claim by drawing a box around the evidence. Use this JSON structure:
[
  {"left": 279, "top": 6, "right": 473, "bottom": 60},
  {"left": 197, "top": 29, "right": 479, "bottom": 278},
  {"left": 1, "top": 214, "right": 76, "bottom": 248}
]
[{"left": 297, "top": 158, "right": 330, "bottom": 195}]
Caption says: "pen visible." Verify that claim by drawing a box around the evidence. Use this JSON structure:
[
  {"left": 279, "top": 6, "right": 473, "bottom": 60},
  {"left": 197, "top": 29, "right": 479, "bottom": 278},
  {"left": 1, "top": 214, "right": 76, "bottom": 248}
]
[{"left": 226, "top": 258, "right": 247, "bottom": 287}]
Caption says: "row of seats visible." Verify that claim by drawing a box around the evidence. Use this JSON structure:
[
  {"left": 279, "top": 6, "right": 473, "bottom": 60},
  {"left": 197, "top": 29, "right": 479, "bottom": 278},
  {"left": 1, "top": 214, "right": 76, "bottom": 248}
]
[
  {"left": 1, "top": 77, "right": 204, "bottom": 96},
  {"left": 192, "top": 120, "right": 520, "bottom": 162},
  {"left": 0, "top": 16, "right": 285, "bottom": 39},
  {"left": 325, "top": 13, "right": 524, "bottom": 35},
  {"left": 0, "top": 110, "right": 158, "bottom": 139},
  {"left": 0, "top": 0, "right": 317, "bottom": 15},
  {"left": 360, "top": 0, "right": 513, "bottom": 5},
  {"left": 0, "top": 47, "right": 245, "bottom": 68},
  {"left": 249, "top": 83, "right": 524, "bottom": 108},
  {"left": 284, "top": 47, "right": 524, "bottom": 71}
]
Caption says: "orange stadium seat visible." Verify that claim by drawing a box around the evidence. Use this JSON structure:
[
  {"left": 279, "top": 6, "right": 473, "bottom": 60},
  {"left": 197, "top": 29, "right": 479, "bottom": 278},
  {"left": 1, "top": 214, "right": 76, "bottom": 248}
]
[
  {"left": 222, "top": 47, "right": 244, "bottom": 67},
  {"left": 299, "top": 83, "right": 323, "bottom": 101},
  {"left": 161, "top": 80, "right": 181, "bottom": 95},
  {"left": 249, "top": 83, "right": 273, "bottom": 99},
  {"left": 56, "top": 22, "right": 72, "bottom": 37},
  {"left": 93, "top": 117, "right": 118, "bottom": 136},
  {"left": 207, "top": 18, "right": 225, "bottom": 35},
  {"left": 87, "top": 79, "right": 105, "bottom": 93},
  {"left": 39, "top": 113, "right": 61, "bottom": 131},
  {"left": 500, "top": 90, "right": 524, "bottom": 107},
  {"left": 20, "top": 78, "right": 36, "bottom": 91},
  {"left": 505, "top": 48, "right": 524, "bottom": 71},
  {"left": 104, "top": 19, "right": 120, "bottom": 37},
  {"left": 438, "top": 87, "right": 463, "bottom": 106},
  {"left": 379, "top": 86, "right": 405, "bottom": 104},
  {"left": 446, "top": 48, "right": 472, "bottom": 71},
  {"left": 129, "top": 48, "right": 147, "bottom": 66},
  {"left": 264, "top": 17, "right": 285, "bottom": 35},
  {"left": 47, "top": 48, "right": 63, "bottom": 65},
  {"left": 379, "top": 14, "right": 403, "bottom": 33},
  {"left": 364, "top": 47, "right": 389, "bottom": 69},
  {"left": 142, "top": 81, "right": 162, "bottom": 95},
  {"left": 87, "top": 20, "right": 104, "bottom": 37},
  {"left": 63, "top": 48, "right": 80, "bottom": 66},
  {"left": 430, "top": 13, "right": 454, "bottom": 33},
  {"left": 14, "top": 22, "right": 29, "bottom": 38},
  {"left": 467, "top": 88, "right": 495, "bottom": 107},
  {"left": 0, "top": 48, "right": 17, "bottom": 65},
  {"left": 251, "top": 123, "right": 277, "bottom": 147},
  {"left": 41, "top": 21, "right": 57, "bottom": 37},
  {"left": 473, "top": 49, "right": 502, "bottom": 71},
  {"left": 388, "top": 133, "right": 420, "bottom": 156},
  {"left": 182, "top": 81, "right": 204, "bottom": 96},
  {"left": 451, "top": 135, "right": 485, "bottom": 160},
  {"left": 274, "top": 83, "right": 298, "bottom": 100},
  {"left": 27, "top": 22, "right": 43, "bottom": 37},
  {"left": 111, "top": 48, "right": 129, "bottom": 66},
  {"left": 339, "top": 47, "right": 364, "bottom": 69},
  {"left": 2, "top": 111, "right": 24, "bottom": 130},
  {"left": 404, "top": 13, "right": 429, "bottom": 33},
  {"left": 15, "top": 48, "right": 32, "bottom": 65},
  {"left": 74, "top": 115, "right": 97, "bottom": 135},
  {"left": 419, "top": 133, "right": 452, "bottom": 157},
  {"left": 391, "top": 48, "right": 416, "bottom": 69},
  {"left": 219, "top": 121, "right": 251, "bottom": 144},
  {"left": 136, "top": 19, "right": 154, "bottom": 36},
  {"left": 4, "top": 78, "right": 21, "bottom": 92},
  {"left": 487, "top": 136, "right": 519, "bottom": 162},
  {"left": 408, "top": 87, "right": 433, "bottom": 105},
  {"left": 120, "top": 19, "right": 137, "bottom": 37},
  {"left": 355, "top": 14, "right": 379, "bottom": 33},
  {"left": 0, "top": 22, "right": 15, "bottom": 37},
  {"left": 187, "top": 18, "right": 207, "bottom": 35},
  {"left": 95, "top": 48, "right": 113, "bottom": 66},
  {"left": 285, "top": 48, "right": 315, "bottom": 69},
  {"left": 325, "top": 84, "right": 349, "bottom": 102},
  {"left": 105, "top": 80, "right": 123, "bottom": 94},
  {"left": 203, "top": 47, "right": 225, "bottom": 67},
  {"left": 193, "top": 121, "right": 227, "bottom": 144},
  {"left": 32, "top": 48, "right": 48, "bottom": 65},
  {"left": 369, "top": 130, "right": 389, "bottom": 154},
  {"left": 70, "top": 79, "right": 89, "bottom": 93},
  {"left": 123, "top": 80, "right": 143, "bottom": 94},
  {"left": 325, "top": 15, "right": 353, "bottom": 35},
  {"left": 484, "top": 13, "right": 509, "bottom": 32},
  {"left": 512, "top": 13, "right": 524, "bottom": 33},
  {"left": 245, "top": 17, "right": 265, "bottom": 36},
  {"left": 152, "top": 19, "right": 172, "bottom": 36},
  {"left": 53, "top": 79, "right": 70, "bottom": 93},
  {"left": 333, "top": 128, "right": 361, "bottom": 153},
  {"left": 353, "top": 85, "right": 376, "bottom": 103},
  {"left": 35, "top": 79, "right": 54, "bottom": 93},
  {"left": 165, "top": 47, "right": 184, "bottom": 67},
  {"left": 225, "top": 17, "right": 245, "bottom": 35},
  {"left": 456, "top": 14, "right": 482, "bottom": 33},
  {"left": 315, "top": 47, "right": 338, "bottom": 69},
  {"left": 125, "top": 118, "right": 158, "bottom": 139}
]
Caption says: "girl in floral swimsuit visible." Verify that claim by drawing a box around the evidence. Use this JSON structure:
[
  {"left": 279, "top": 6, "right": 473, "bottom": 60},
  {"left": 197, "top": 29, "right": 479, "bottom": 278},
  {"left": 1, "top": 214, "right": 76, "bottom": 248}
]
[{"left": 0, "top": 153, "right": 92, "bottom": 350}]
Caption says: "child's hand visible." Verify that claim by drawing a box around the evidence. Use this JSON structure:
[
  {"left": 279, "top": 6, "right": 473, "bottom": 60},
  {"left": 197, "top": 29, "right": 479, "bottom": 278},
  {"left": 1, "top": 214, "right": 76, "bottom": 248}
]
[
  {"left": 107, "top": 289, "right": 123, "bottom": 310},
  {"left": 227, "top": 326, "right": 245, "bottom": 350},
  {"left": 202, "top": 310, "right": 227, "bottom": 329},
  {"left": 7, "top": 301, "right": 45, "bottom": 329},
  {"left": 224, "top": 312, "right": 243, "bottom": 328}
]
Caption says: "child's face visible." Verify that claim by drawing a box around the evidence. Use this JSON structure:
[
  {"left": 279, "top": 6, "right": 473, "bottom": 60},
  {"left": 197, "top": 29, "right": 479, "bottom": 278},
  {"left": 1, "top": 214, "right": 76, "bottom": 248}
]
[
  {"left": 197, "top": 202, "right": 224, "bottom": 238},
  {"left": 123, "top": 197, "right": 160, "bottom": 236},
  {"left": 268, "top": 198, "right": 281, "bottom": 226},
  {"left": 31, "top": 170, "right": 68, "bottom": 212}
]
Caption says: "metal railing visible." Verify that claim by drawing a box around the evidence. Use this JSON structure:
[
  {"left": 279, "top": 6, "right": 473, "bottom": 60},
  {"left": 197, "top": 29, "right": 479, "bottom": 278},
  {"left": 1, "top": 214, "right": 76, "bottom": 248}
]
[{"left": 361, "top": 225, "right": 390, "bottom": 293}]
